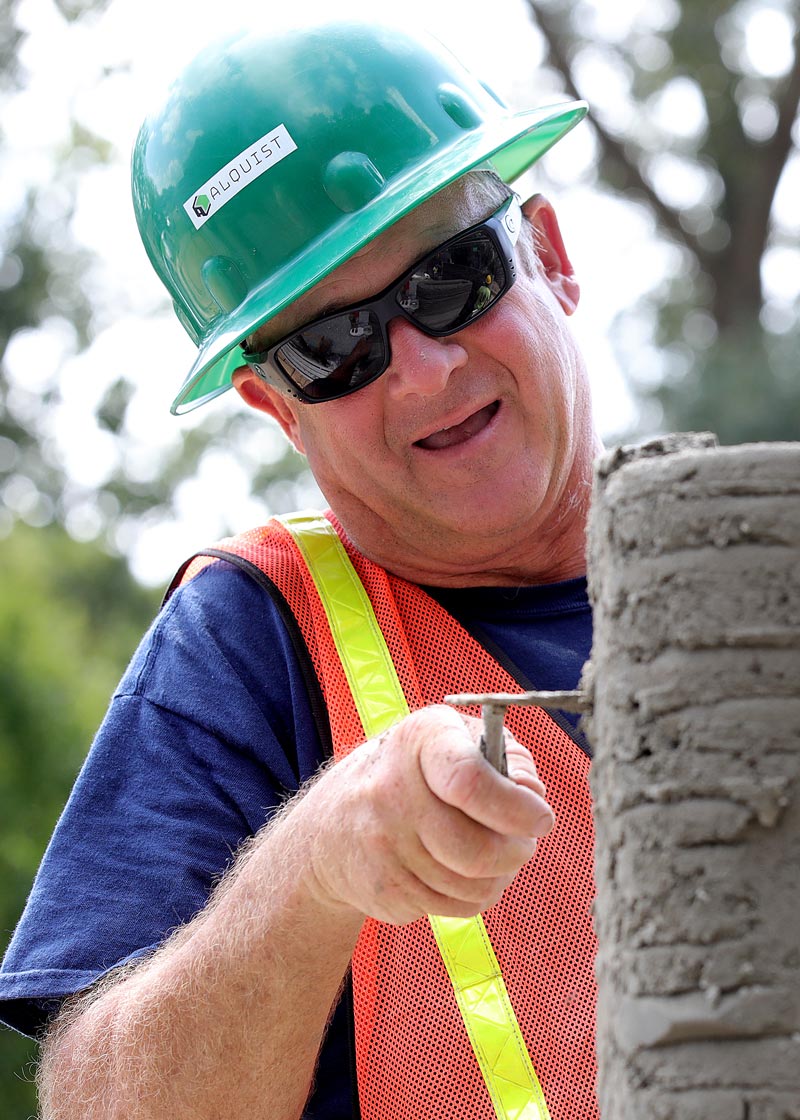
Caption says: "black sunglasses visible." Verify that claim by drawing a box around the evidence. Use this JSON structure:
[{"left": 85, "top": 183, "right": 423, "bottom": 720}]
[{"left": 243, "top": 195, "right": 523, "bottom": 403}]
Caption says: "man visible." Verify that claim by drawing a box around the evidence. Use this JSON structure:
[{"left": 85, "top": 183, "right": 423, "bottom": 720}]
[{"left": 0, "top": 20, "right": 601, "bottom": 1119}]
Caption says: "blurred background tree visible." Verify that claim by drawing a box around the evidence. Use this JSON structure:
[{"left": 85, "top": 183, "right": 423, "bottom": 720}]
[
  {"left": 0, "top": 0, "right": 798, "bottom": 1115},
  {"left": 527, "top": 0, "right": 800, "bottom": 442},
  {"left": 0, "top": 0, "right": 318, "bottom": 585},
  {"left": 0, "top": 3, "right": 161, "bottom": 1113},
  {"left": 0, "top": 524, "right": 159, "bottom": 1117}
]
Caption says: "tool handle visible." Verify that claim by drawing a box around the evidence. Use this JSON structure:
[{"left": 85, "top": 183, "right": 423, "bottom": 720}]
[{"left": 479, "top": 702, "right": 508, "bottom": 776}]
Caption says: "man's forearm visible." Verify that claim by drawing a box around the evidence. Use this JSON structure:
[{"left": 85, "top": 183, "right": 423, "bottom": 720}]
[
  {"left": 38, "top": 784, "right": 364, "bottom": 1120},
  {"left": 38, "top": 707, "right": 555, "bottom": 1118}
]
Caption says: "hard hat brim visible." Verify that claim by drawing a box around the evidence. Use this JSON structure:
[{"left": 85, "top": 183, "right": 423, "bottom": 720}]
[{"left": 170, "top": 101, "right": 587, "bottom": 415}]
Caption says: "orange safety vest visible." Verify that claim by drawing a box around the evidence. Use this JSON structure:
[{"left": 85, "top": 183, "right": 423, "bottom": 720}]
[{"left": 177, "top": 511, "right": 598, "bottom": 1120}]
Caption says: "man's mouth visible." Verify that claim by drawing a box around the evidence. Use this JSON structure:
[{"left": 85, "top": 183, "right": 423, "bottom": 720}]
[{"left": 414, "top": 401, "right": 500, "bottom": 451}]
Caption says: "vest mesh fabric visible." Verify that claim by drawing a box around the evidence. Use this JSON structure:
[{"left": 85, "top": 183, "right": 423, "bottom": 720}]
[{"left": 180, "top": 514, "right": 598, "bottom": 1119}]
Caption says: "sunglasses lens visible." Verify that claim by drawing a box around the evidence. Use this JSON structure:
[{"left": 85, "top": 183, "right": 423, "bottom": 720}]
[
  {"left": 403, "top": 230, "right": 507, "bottom": 333},
  {"left": 270, "top": 213, "right": 512, "bottom": 402},
  {"left": 276, "top": 312, "right": 386, "bottom": 401}
]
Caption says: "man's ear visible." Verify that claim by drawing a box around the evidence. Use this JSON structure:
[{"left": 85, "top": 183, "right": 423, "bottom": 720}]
[
  {"left": 520, "top": 194, "right": 580, "bottom": 316},
  {"left": 231, "top": 365, "right": 306, "bottom": 453}
]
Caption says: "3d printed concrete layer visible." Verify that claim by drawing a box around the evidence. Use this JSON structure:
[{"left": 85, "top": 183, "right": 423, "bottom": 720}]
[{"left": 586, "top": 434, "right": 800, "bottom": 1120}]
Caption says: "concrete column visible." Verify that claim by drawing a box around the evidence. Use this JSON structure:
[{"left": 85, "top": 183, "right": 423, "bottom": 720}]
[{"left": 586, "top": 434, "right": 800, "bottom": 1119}]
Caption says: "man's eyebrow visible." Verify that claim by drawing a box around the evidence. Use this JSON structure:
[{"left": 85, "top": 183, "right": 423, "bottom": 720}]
[
  {"left": 307, "top": 229, "right": 457, "bottom": 321},
  {"left": 253, "top": 208, "right": 483, "bottom": 350},
  {"left": 292, "top": 210, "right": 472, "bottom": 329},
  {"left": 312, "top": 296, "right": 351, "bottom": 319},
  {"left": 300, "top": 277, "right": 384, "bottom": 323}
]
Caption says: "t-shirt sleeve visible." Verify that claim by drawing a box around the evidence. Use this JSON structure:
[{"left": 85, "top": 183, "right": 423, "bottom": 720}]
[{"left": 0, "top": 561, "right": 328, "bottom": 1038}]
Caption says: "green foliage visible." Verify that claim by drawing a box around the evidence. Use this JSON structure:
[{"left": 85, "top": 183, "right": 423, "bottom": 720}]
[
  {"left": 1, "top": 0, "right": 100, "bottom": 539},
  {"left": 0, "top": 0, "right": 23, "bottom": 90},
  {"left": 52, "top": 0, "right": 111, "bottom": 20},
  {"left": 655, "top": 324, "right": 800, "bottom": 443},
  {"left": 526, "top": 0, "right": 800, "bottom": 442},
  {"left": 0, "top": 524, "right": 159, "bottom": 1118},
  {"left": 0, "top": 35, "right": 319, "bottom": 562}
]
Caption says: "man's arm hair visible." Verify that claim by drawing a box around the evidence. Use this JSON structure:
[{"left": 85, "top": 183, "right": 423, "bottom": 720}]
[
  {"left": 37, "top": 771, "right": 364, "bottom": 1120},
  {"left": 36, "top": 707, "right": 553, "bottom": 1119}
]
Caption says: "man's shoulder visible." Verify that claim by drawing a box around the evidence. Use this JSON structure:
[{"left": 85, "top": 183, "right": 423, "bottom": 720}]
[{"left": 120, "top": 554, "right": 297, "bottom": 706}]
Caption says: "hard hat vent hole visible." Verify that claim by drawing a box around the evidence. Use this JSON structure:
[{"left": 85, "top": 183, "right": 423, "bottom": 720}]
[
  {"left": 323, "top": 152, "right": 386, "bottom": 214},
  {"left": 438, "top": 83, "right": 484, "bottom": 130},
  {"left": 201, "top": 256, "right": 248, "bottom": 313}
]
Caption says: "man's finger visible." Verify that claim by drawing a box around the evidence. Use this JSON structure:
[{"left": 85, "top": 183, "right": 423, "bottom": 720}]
[{"left": 413, "top": 707, "right": 555, "bottom": 838}]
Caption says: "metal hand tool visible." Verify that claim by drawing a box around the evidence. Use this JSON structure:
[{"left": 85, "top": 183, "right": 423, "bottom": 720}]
[{"left": 444, "top": 689, "right": 590, "bottom": 775}]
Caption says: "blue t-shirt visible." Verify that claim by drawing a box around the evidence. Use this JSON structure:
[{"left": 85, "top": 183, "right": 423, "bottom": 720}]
[{"left": 0, "top": 559, "right": 592, "bottom": 1117}]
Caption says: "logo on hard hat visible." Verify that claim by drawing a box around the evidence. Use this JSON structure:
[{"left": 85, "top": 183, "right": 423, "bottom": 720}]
[{"left": 183, "top": 124, "right": 298, "bottom": 231}]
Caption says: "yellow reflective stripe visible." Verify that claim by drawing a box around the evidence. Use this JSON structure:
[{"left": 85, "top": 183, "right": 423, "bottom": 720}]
[
  {"left": 278, "top": 511, "right": 549, "bottom": 1120},
  {"left": 276, "top": 511, "right": 408, "bottom": 738},
  {"left": 429, "top": 914, "right": 551, "bottom": 1120}
]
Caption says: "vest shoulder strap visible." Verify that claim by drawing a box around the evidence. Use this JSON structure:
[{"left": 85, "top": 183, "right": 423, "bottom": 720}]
[{"left": 275, "top": 511, "right": 409, "bottom": 739}]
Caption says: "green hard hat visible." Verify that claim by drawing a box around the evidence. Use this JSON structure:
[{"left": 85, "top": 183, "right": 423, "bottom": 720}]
[{"left": 131, "top": 20, "right": 587, "bottom": 415}]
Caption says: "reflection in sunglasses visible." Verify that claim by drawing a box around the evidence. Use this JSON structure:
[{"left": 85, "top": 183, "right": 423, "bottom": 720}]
[{"left": 244, "top": 195, "right": 522, "bottom": 402}]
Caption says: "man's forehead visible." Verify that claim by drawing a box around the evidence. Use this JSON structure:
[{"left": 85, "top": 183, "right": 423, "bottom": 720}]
[
  {"left": 354, "top": 180, "right": 481, "bottom": 261},
  {"left": 256, "top": 179, "right": 487, "bottom": 344}
]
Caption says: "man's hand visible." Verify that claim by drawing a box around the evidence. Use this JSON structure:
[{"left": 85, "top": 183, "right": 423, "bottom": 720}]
[{"left": 303, "top": 705, "right": 555, "bottom": 925}]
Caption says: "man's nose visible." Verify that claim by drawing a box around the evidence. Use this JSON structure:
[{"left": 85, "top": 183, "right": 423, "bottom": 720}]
[{"left": 384, "top": 318, "right": 468, "bottom": 399}]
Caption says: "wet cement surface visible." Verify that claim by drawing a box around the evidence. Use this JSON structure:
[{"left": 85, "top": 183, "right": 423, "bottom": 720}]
[{"left": 585, "top": 434, "right": 800, "bottom": 1119}]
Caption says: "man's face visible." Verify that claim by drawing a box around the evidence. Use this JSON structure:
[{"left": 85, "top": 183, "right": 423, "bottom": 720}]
[{"left": 235, "top": 181, "right": 601, "bottom": 585}]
